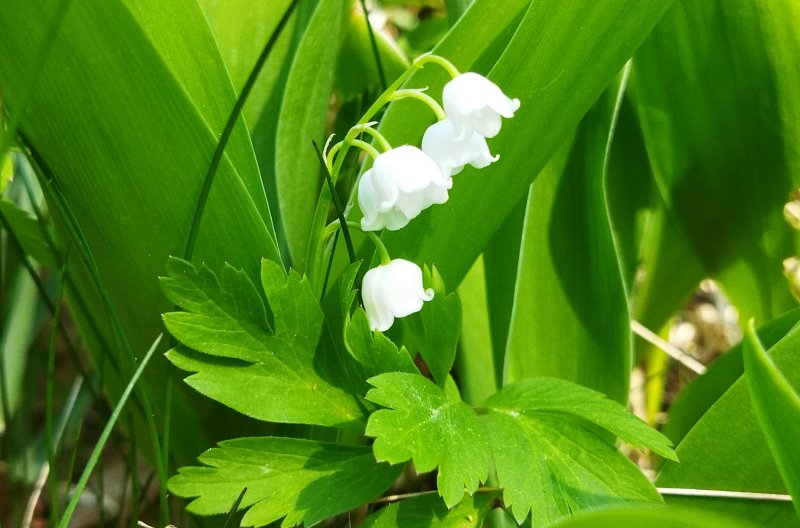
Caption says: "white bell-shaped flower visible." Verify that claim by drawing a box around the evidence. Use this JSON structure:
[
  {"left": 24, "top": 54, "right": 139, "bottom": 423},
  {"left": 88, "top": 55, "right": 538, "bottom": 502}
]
[
  {"left": 362, "top": 259, "right": 434, "bottom": 332},
  {"left": 358, "top": 145, "right": 452, "bottom": 232},
  {"left": 421, "top": 118, "right": 499, "bottom": 178},
  {"left": 442, "top": 72, "right": 520, "bottom": 140}
]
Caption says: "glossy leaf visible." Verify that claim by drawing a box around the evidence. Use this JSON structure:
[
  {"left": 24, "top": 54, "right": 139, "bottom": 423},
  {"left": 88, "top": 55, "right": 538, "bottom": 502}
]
[
  {"left": 657, "top": 323, "right": 800, "bottom": 525},
  {"left": 630, "top": 0, "right": 800, "bottom": 326},
  {"left": 0, "top": 0, "right": 282, "bottom": 459},
  {"left": 170, "top": 437, "right": 402, "bottom": 527},
  {"left": 365, "top": 372, "right": 491, "bottom": 507},
  {"left": 0, "top": 199, "right": 57, "bottom": 268},
  {"left": 362, "top": 492, "right": 496, "bottom": 528},
  {"left": 404, "top": 266, "right": 461, "bottom": 386},
  {"left": 375, "top": 0, "right": 677, "bottom": 292},
  {"left": 664, "top": 307, "right": 800, "bottom": 445},
  {"left": 455, "top": 256, "right": 498, "bottom": 405},
  {"left": 743, "top": 320, "right": 800, "bottom": 517},
  {"left": 162, "top": 258, "right": 364, "bottom": 428},
  {"left": 484, "top": 377, "right": 671, "bottom": 524},
  {"left": 549, "top": 505, "right": 761, "bottom": 528},
  {"left": 344, "top": 308, "right": 418, "bottom": 384},
  {"left": 276, "top": 0, "right": 348, "bottom": 269},
  {"left": 504, "top": 78, "right": 630, "bottom": 404}
]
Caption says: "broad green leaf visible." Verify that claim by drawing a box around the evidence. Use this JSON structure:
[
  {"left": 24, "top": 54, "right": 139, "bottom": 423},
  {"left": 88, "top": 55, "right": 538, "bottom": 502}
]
[
  {"left": 162, "top": 258, "right": 364, "bottom": 428},
  {"left": 504, "top": 77, "right": 630, "bottom": 405},
  {"left": 0, "top": 154, "right": 12, "bottom": 194},
  {"left": 484, "top": 378, "right": 670, "bottom": 524},
  {"left": 344, "top": 308, "right": 418, "bottom": 382},
  {"left": 657, "top": 323, "right": 800, "bottom": 525},
  {"left": 0, "top": 265, "right": 44, "bottom": 431},
  {"left": 664, "top": 307, "right": 800, "bottom": 445},
  {"left": 483, "top": 197, "right": 526, "bottom": 388},
  {"left": 743, "top": 320, "right": 800, "bottom": 517},
  {"left": 362, "top": 492, "right": 496, "bottom": 528},
  {"left": 336, "top": 11, "right": 409, "bottom": 102},
  {"left": 455, "top": 256, "right": 498, "bottom": 405},
  {"left": 404, "top": 266, "right": 461, "bottom": 386},
  {"left": 276, "top": 0, "right": 349, "bottom": 269},
  {"left": 169, "top": 437, "right": 402, "bottom": 528},
  {"left": 197, "top": 0, "right": 300, "bottom": 245},
  {"left": 549, "top": 505, "right": 761, "bottom": 528},
  {"left": 365, "top": 372, "right": 491, "bottom": 507},
  {"left": 0, "top": 199, "right": 57, "bottom": 268},
  {"left": 0, "top": 0, "right": 282, "bottom": 459},
  {"left": 630, "top": 0, "right": 800, "bottom": 325},
  {"left": 375, "top": 0, "right": 676, "bottom": 291}
]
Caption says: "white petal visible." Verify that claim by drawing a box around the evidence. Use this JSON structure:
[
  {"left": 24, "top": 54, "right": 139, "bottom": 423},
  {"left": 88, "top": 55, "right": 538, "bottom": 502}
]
[
  {"left": 361, "top": 259, "right": 434, "bottom": 332},
  {"left": 442, "top": 72, "right": 519, "bottom": 139}
]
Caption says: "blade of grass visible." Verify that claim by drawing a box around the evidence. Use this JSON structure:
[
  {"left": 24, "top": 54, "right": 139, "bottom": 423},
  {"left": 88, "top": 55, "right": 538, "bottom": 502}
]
[
  {"left": 314, "top": 140, "right": 355, "bottom": 264},
  {"left": 46, "top": 245, "right": 70, "bottom": 524},
  {"left": 221, "top": 487, "right": 248, "bottom": 528},
  {"left": 357, "top": 0, "right": 386, "bottom": 91},
  {"left": 183, "top": 0, "right": 299, "bottom": 262},
  {"left": 22, "top": 140, "right": 168, "bottom": 501},
  {"left": 58, "top": 334, "right": 162, "bottom": 528}
]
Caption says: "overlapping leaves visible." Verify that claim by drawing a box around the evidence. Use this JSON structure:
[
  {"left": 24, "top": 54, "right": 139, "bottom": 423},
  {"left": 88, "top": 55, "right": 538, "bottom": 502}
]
[
  {"left": 161, "top": 257, "right": 365, "bottom": 428},
  {"left": 169, "top": 437, "right": 402, "bottom": 527}
]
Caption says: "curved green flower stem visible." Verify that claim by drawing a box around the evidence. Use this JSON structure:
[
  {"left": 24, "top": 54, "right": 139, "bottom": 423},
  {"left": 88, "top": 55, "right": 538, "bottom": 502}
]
[
  {"left": 324, "top": 220, "right": 392, "bottom": 265},
  {"left": 358, "top": 126, "right": 393, "bottom": 152},
  {"left": 388, "top": 89, "right": 446, "bottom": 121},
  {"left": 350, "top": 139, "right": 381, "bottom": 160},
  {"left": 307, "top": 54, "right": 457, "bottom": 294},
  {"left": 414, "top": 52, "right": 461, "bottom": 79}
]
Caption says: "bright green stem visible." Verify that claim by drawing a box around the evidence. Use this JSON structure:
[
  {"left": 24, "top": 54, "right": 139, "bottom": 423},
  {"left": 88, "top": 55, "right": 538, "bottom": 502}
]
[
  {"left": 351, "top": 138, "right": 381, "bottom": 160},
  {"left": 324, "top": 220, "right": 392, "bottom": 265},
  {"left": 389, "top": 89, "right": 446, "bottom": 120},
  {"left": 414, "top": 52, "right": 461, "bottom": 79},
  {"left": 359, "top": 126, "right": 392, "bottom": 152},
  {"left": 58, "top": 335, "right": 162, "bottom": 528},
  {"left": 306, "top": 54, "right": 456, "bottom": 294}
]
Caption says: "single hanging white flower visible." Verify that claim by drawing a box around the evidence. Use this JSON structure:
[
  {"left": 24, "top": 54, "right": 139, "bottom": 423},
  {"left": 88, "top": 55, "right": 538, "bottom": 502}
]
[
  {"left": 362, "top": 259, "right": 434, "bottom": 332},
  {"left": 358, "top": 145, "right": 452, "bottom": 232},
  {"left": 442, "top": 72, "right": 520, "bottom": 140},
  {"left": 421, "top": 118, "right": 499, "bottom": 178}
]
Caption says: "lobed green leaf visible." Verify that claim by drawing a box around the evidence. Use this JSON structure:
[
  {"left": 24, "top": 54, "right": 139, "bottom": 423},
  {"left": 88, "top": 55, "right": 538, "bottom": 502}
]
[
  {"left": 162, "top": 257, "right": 364, "bottom": 428},
  {"left": 484, "top": 377, "right": 673, "bottom": 524},
  {"left": 169, "top": 437, "right": 402, "bottom": 527},
  {"left": 365, "top": 372, "right": 491, "bottom": 507}
]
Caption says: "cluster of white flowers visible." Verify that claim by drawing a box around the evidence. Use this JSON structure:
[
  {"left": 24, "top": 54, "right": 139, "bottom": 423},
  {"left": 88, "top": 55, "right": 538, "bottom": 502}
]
[{"left": 357, "top": 69, "right": 519, "bottom": 332}]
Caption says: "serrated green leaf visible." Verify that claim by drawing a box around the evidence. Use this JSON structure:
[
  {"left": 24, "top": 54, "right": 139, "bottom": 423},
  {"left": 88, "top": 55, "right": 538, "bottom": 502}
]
[
  {"left": 0, "top": 199, "right": 57, "bottom": 268},
  {"left": 362, "top": 492, "right": 496, "bottom": 528},
  {"left": 743, "top": 320, "right": 800, "bottom": 518},
  {"left": 487, "top": 378, "right": 675, "bottom": 460},
  {"left": 484, "top": 378, "right": 669, "bottom": 524},
  {"left": 162, "top": 257, "right": 364, "bottom": 428},
  {"left": 0, "top": 0, "right": 282, "bottom": 460},
  {"left": 169, "top": 437, "right": 402, "bottom": 528},
  {"left": 345, "top": 309, "right": 418, "bottom": 382},
  {"left": 404, "top": 266, "right": 461, "bottom": 386},
  {"left": 365, "top": 372, "right": 491, "bottom": 507}
]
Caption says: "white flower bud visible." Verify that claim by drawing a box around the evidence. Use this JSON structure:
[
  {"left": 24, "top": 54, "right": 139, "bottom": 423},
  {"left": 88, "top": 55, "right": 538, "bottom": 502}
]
[
  {"left": 422, "top": 118, "right": 499, "bottom": 178},
  {"left": 358, "top": 145, "right": 452, "bottom": 232},
  {"left": 362, "top": 259, "right": 434, "bottom": 332},
  {"left": 442, "top": 72, "right": 520, "bottom": 140}
]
